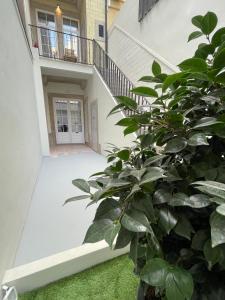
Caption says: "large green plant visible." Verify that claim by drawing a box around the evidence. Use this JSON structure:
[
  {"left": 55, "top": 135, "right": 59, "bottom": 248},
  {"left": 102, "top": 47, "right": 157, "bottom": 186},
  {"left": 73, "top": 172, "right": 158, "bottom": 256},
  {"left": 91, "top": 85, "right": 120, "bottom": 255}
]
[{"left": 66, "top": 12, "right": 225, "bottom": 300}]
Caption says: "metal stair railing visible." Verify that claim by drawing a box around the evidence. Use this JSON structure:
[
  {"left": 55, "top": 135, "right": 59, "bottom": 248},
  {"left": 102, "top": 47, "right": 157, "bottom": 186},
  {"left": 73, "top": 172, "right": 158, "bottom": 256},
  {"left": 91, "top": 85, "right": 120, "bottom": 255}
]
[{"left": 93, "top": 40, "right": 149, "bottom": 117}]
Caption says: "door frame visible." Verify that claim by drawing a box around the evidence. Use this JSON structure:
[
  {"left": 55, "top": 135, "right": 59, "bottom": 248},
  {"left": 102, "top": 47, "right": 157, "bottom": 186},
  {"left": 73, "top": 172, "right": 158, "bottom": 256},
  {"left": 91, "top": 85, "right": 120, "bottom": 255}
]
[
  {"left": 90, "top": 100, "right": 99, "bottom": 152},
  {"left": 53, "top": 97, "right": 85, "bottom": 145},
  {"left": 36, "top": 9, "right": 58, "bottom": 57}
]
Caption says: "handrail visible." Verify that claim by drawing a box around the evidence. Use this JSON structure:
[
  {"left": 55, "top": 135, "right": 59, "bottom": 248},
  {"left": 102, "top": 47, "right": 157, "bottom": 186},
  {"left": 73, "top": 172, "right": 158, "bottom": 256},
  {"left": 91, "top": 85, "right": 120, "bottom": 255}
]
[
  {"left": 29, "top": 24, "right": 93, "bottom": 42},
  {"left": 93, "top": 39, "right": 149, "bottom": 116},
  {"left": 29, "top": 24, "right": 93, "bottom": 65}
]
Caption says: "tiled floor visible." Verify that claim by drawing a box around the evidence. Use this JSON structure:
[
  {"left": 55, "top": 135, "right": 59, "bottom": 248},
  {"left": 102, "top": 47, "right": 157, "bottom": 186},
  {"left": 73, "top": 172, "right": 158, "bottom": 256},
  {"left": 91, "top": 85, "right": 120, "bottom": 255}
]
[
  {"left": 50, "top": 144, "right": 94, "bottom": 157},
  {"left": 14, "top": 146, "right": 107, "bottom": 266}
]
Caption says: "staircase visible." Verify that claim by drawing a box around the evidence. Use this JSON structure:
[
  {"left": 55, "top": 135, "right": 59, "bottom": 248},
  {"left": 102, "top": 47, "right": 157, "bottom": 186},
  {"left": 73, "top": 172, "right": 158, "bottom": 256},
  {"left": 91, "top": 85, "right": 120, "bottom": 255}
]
[{"left": 93, "top": 40, "right": 149, "bottom": 115}]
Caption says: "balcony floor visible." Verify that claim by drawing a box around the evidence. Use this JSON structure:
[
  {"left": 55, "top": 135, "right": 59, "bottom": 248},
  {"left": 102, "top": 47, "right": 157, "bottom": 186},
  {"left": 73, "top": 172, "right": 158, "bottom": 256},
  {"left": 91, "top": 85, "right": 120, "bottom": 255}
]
[{"left": 14, "top": 145, "right": 107, "bottom": 266}]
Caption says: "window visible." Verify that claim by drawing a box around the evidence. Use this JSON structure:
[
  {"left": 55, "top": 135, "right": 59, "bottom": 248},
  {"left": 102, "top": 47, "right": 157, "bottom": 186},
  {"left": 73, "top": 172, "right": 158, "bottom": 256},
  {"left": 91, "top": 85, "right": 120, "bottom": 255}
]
[
  {"left": 138, "top": 0, "right": 159, "bottom": 22},
  {"left": 98, "top": 24, "right": 104, "bottom": 38},
  {"left": 95, "top": 21, "right": 105, "bottom": 41},
  {"left": 63, "top": 18, "right": 79, "bottom": 57}
]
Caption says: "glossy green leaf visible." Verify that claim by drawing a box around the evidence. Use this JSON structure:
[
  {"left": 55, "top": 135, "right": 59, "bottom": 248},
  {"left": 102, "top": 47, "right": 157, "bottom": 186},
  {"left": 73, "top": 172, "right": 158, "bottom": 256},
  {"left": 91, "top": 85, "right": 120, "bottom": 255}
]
[
  {"left": 192, "top": 15, "right": 203, "bottom": 30},
  {"left": 143, "top": 154, "right": 167, "bottom": 167},
  {"left": 170, "top": 193, "right": 211, "bottom": 208},
  {"left": 124, "top": 124, "right": 139, "bottom": 136},
  {"left": 117, "top": 149, "right": 130, "bottom": 161},
  {"left": 64, "top": 195, "right": 90, "bottom": 205},
  {"left": 203, "top": 239, "right": 222, "bottom": 269},
  {"left": 193, "top": 117, "right": 223, "bottom": 129},
  {"left": 178, "top": 58, "right": 207, "bottom": 72},
  {"left": 115, "top": 96, "right": 138, "bottom": 109},
  {"left": 140, "top": 258, "right": 169, "bottom": 286},
  {"left": 139, "top": 75, "right": 161, "bottom": 83},
  {"left": 107, "top": 103, "right": 124, "bottom": 117},
  {"left": 165, "top": 137, "right": 187, "bottom": 153},
  {"left": 153, "top": 189, "right": 172, "bottom": 204},
  {"left": 193, "top": 181, "right": 225, "bottom": 200},
  {"left": 174, "top": 215, "right": 195, "bottom": 240},
  {"left": 84, "top": 219, "right": 113, "bottom": 243},
  {"left": 104, "top": 223, "right": 121, "bottom": 248},
  {"left": 188, "top": 31, "right": 203, "bottom": 42},
  {"left": 131, "top": 86, "right": 158, "bottom": 98},
  {"left": 132, "top": 194, "right": 156, "bottom": 223},
  {"left": 140, "top": 167, "right": 165, "bottom": 185},
  {"left": 191, "top": 230, "right": 208, "bottom": 251},
  {"left": 116, "top": 118, "right": 137, "bottom": 127},
  {"left": 130, "top": 168, "right": 147, "bottom": 181},
  {"left": 213, "top": 48, "right": 225, "bottom": 69},
  {"left": 106, "top": 178, "right": 131, "bottom": 188},
  {"left": 158, "top": 207, "right": 178, "bottom": 234},
  {"left": 162, "top": 72, "right": 186, "bottom": 91},
  {"left": 94, "top": 198, "right": 121, "bottom": 221},
  {"left": 215, "top": 71, "right": 225, "bottom": 84},
  {"left": 72, "top": 179, "right": 90, "bottom": 193},
  {"left": 121, "top": 210, "right": 151, "bottom": 233},
  {"left": 212, "top": 27, "right": 225, "bottom": 47},
  {"left": 152, "top": 60, "right": 161, "bottom": 76},
  {"left": 201, "top": 12, "right": 218, "bottom": 35},
  {"left": 216, "top": 204, "right": 225, "bottom": 216},
  {"left": 114, "top": 227, "right": 134, "bottom": 249},
  {"left": 210, "top": 212, "right": 225, "bottom": 247},
  {"left": 125, "top": 184, "right": 141, "bottom": 200},
  {"left": 188, "top": 133, "right": 209, "bottom": 146},
  {"left": 165, "top": 267, "right": 194, "bottom": 300}
]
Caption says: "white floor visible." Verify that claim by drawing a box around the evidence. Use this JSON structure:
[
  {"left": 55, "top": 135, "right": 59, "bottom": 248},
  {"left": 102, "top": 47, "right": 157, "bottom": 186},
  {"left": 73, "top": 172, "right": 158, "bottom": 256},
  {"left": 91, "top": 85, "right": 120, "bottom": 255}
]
[{"left": 14, "top": 146, "right": 107, "bottom": 266}]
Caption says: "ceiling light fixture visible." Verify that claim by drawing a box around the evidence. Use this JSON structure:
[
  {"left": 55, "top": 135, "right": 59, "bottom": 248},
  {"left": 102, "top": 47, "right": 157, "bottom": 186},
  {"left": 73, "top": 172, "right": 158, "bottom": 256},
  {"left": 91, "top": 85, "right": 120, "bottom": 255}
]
[{"left": 55, "top": 3, "right": 62, "bottom": 16}]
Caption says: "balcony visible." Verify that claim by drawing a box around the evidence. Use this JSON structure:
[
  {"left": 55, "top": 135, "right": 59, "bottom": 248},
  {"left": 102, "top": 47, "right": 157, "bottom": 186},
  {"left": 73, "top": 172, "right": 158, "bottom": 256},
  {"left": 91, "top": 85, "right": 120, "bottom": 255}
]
[{"left": 30, "top": 25, "right": 93, "bottom": 65}]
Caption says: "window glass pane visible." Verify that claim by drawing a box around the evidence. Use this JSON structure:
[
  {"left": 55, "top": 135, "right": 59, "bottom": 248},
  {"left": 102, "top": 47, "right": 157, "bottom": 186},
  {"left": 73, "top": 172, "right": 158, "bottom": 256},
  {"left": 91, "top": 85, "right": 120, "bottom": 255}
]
[
  {"left": 98, "top": 25, "right": 104, "bottom": 38},
  {"left": 70, "top": 101, "right": 82, "bottom": 133},
  {"left": 63, "top": 19, "right": 79, "bottom": 56}
]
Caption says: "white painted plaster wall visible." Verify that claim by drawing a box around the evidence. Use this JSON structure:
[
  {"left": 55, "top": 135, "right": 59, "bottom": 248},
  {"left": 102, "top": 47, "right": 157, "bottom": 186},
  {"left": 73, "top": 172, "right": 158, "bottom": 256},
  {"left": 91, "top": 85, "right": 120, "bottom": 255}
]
[
  {"left": 109, "top": 0, "right": 225, "bottom": 84},
  {"left": 0, "top": 0, "right": 41, "bottom": 283},
  {"left": 85, "top": 68, "right": 134, "bottom": 153},
  {"left": 46, "top": 82, "right": 85, "bottom": 96}
]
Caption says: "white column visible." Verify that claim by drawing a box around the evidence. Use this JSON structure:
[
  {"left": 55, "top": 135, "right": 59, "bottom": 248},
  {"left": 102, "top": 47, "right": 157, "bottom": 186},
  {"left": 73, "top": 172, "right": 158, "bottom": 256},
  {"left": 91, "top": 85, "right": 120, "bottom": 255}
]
[{"left": 33, "top": 50, "right": 50, "bottom": 156}]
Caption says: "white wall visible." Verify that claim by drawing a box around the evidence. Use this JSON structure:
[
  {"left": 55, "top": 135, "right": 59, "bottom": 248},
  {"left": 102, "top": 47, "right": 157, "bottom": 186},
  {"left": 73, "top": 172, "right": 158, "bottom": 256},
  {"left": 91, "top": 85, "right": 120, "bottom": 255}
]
[
  {"left": 46, "top": 82, "right": 85, "bottom": 96},
  {"left": 109, "top": 0, "right": 225, "bottom": 84},
  {"left": 0, "top": 0, "right": 41, "bottom": 283},
  {"left": 86, "top": 68, "right": 134, "bottom": 153}
]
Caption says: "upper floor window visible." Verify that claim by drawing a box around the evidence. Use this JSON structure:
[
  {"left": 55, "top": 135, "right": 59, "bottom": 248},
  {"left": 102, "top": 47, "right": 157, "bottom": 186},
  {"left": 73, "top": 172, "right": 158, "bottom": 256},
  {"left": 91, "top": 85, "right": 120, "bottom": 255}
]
[
  {"left": 98, "top": 24, "right": 105, "bottom": 38},
  {"left": 95, "top": 21, "right": 105, "bottom": 41},
  {"left": 138, "top": 0, "right": 159, "bottom": 22}
]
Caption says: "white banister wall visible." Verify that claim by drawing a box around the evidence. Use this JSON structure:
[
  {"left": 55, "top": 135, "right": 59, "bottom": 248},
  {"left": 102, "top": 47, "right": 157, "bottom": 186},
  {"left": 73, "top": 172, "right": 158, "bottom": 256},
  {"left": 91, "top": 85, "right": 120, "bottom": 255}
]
[
  {"left": 0, "top": 0, "right": 42, "bottom": 283},
  {"left": 109, "top": 0, "right": 225, "bottom": 85},
  {"left": 85, "top": 68, "right": 134, "bottom": 153}
]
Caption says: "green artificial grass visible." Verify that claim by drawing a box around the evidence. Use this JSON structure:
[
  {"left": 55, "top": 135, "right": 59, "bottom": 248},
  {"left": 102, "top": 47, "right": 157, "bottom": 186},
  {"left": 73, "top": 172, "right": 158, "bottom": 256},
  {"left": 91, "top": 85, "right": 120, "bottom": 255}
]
[{"left": 19, "top": 255, "right": 139, "bottom": 300}]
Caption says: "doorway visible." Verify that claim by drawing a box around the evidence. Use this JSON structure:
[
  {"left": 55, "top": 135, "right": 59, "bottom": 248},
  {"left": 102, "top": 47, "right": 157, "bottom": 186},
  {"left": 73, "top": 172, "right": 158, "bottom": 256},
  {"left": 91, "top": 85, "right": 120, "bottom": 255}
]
[
  {"left": 53, "top": 98, "right": 84, "bottom": 144},
  {"left": 63, "top": 17, "right": 80, "bottom": 61},
  {"left": 36, "top": 10, "right": 57, "bottom": 57}
]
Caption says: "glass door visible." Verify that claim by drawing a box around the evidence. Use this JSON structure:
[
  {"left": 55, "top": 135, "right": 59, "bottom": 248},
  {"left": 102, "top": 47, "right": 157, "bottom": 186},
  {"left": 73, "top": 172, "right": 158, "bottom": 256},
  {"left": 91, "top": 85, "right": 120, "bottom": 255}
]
[
  {"left": 54, "top": 100, "right": 70, "bottom": 144},
  {"left": 70, "top": 100, "right": 84, "bottom": 143},
  {"left": 54, "top": 99, "right": 84, "bottom": 144},
  {"left": 63, "top": 17, "right": 79, "bottom": 61},
  {"left": 37, "top": 11, "right": 57, "bottom": 57}
]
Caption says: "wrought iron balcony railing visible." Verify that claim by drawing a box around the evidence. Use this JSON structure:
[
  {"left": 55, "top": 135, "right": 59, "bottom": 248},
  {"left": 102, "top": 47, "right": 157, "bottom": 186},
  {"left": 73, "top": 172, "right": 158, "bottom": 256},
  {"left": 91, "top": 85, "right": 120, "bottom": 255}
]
[
  {"left": 93, "top": 40, "right": 149, "bottom": 116},
  {"left": 29, "top": 24, "right": 93, "bottom": 65}
]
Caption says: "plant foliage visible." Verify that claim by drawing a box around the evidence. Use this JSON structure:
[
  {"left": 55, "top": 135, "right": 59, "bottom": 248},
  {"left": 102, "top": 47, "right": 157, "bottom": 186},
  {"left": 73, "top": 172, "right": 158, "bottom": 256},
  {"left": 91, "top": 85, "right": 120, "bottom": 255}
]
[{"left": 67, "top": 12, "right": 225, "bottom": 300}]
